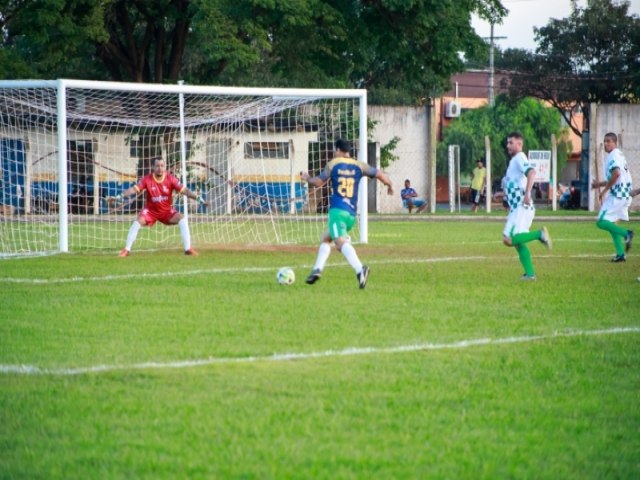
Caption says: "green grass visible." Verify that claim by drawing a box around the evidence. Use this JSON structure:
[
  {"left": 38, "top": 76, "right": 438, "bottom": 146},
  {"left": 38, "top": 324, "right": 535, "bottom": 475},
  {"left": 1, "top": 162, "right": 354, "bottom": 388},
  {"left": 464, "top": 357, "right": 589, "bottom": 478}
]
[{"left": 1, "top": 219, "right": 639, "bottom": 479}]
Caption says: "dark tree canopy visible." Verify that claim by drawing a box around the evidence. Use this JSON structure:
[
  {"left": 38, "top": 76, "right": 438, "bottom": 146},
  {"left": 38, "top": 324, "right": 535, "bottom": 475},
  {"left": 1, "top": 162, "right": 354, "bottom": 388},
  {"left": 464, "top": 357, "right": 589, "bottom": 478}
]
[
  {"left": 496, "top": 0, "right": 640, "bottom": 136},
  {"left": 0, "top": 0, "right": 505, "bottom": 104}
]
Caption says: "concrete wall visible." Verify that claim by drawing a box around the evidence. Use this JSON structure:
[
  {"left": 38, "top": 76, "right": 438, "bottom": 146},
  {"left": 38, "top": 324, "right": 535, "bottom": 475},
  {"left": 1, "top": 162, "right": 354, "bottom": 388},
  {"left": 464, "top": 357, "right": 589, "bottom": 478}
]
[{"left": 369, "top": 105, "right": 429, "bottom": 213}]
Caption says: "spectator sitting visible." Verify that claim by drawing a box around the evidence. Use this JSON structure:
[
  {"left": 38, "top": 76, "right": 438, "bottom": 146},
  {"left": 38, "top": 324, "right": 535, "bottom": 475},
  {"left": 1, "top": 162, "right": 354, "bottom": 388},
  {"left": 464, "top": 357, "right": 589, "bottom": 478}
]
[{"left": 400, "top": 179, "right": 427, "bottom": 213}]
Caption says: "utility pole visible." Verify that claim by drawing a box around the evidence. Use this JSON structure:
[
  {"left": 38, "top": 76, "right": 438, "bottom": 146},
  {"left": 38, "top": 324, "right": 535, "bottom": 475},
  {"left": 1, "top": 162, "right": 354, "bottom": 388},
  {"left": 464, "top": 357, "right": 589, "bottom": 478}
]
[{"left": 487, "top": 23, "right": 506, "bottom": 107}]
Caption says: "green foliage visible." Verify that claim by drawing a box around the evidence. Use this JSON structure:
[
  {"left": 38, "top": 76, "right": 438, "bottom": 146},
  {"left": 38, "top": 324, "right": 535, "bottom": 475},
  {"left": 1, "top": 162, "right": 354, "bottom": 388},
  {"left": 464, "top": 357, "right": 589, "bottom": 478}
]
[
  {"left": 498, "top": 0, "right": 640, "bottom": 135},
  {"left": 1, "top": 221, "right": 639, "bottom": 478},
  {"left": 437, "top": 95, "right": 572, "bottom": 179},
  {"left": 0, "top": 0, "right": 111, "bottom": 80},
  {"left": 0, "top": 0, "right": 506, "bottom": 100},
  {"left": 379, "top": 135, "right": 400, "bottom": 169},
  {"left": 347, "top": 0, "right": 497, "bottom": 103}
]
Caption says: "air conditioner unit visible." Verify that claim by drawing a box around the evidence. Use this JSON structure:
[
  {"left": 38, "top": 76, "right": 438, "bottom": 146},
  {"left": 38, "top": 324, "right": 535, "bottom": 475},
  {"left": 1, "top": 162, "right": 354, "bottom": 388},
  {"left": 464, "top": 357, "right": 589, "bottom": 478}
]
[{"left": 445, "top": 100, "right": 461, "bottom": 118}]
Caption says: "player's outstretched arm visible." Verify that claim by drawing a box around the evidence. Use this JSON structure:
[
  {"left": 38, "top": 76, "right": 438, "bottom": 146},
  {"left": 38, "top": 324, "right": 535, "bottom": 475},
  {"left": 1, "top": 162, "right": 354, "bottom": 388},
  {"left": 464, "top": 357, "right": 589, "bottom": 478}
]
[
  {"left": 108, "top": 186, "right": 137, "bottom": 206},
  {"left": 182, "top": 186, "right": 206, "bottom": 205},
  {"left": 300, "top": 171, "right": 326, "bottom": 188},
  {"left": 375, "top": 170, "right": 394, "bottom": 195}
]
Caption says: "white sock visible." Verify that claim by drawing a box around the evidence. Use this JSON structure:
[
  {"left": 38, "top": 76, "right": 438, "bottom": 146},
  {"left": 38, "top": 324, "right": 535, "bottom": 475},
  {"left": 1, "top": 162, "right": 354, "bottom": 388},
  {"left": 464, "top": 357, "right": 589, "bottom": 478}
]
[
  {"left": 125, "top": 221, "right": 141, "bottom": 251},
  {"left": 340, "top": 242, "right": 362, "bottom": 273},
  {"left": 313, "top": 242, "right": 331, "bottom": 271},
  {"left": 179, "top": 218, "right": 191, "bottom": 251}
]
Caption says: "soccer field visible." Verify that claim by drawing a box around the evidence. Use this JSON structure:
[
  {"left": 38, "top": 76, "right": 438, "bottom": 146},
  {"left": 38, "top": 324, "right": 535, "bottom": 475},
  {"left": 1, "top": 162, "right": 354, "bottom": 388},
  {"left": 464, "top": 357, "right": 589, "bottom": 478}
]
[{"left": 1, "top": 219, "right": 639, "bottom": 479}]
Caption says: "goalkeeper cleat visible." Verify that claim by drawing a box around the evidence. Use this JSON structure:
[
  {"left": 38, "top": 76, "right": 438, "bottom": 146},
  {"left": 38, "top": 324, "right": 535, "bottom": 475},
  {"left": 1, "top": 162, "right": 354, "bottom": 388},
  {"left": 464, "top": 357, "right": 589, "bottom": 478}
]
[
  {"left": 540, "top": 226, "right": 552, "bottom": 250},
  {"left": 520, "top": 274, "right": 537, "bottom": 281},
  {"left": 611, "top": 254, "right": 626, "bottom": 263},
  {"left": 357, "top": 265, "right": 370, "bottom": 289},
  {"left": 305, "top": 269, "right": 322, "bottom": 285},
  {"left": 118, "top": 248, "right": 130, "bottom": 257},
  {"left": 625, "top": 230, "right": 634, "bottom": 253},
  {"left": 184, "top": 248, "right": 198, "bottom": 256}
]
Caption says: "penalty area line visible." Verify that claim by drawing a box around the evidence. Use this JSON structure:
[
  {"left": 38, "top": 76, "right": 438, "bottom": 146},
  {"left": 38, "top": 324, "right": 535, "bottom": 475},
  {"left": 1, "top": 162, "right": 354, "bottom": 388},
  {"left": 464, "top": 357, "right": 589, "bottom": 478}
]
[
  {"left": 1, "top": 326, "right": 638, "bottom": 376},
  {"left": 0, "top": 255, "right": 493, "bottom": 284},
  {"left": 0, "top": 253, "right": 628, "bottom": 284}
]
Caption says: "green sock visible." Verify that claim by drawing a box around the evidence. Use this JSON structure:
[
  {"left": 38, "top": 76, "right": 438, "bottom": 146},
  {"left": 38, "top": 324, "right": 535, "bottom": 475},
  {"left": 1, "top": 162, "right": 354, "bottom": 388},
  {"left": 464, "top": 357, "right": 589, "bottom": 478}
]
[
  {"left": 511, "top": 231, "right": 540, "bottom": 246},
  {"left": 610, "top": 233, "right": 625, "bottom": 256},
  {"left": 597, "top": 219, "right": 627, "bottom": 255},
  {"left": 515, "top": 244, "right": 535, "bottom": 276}
]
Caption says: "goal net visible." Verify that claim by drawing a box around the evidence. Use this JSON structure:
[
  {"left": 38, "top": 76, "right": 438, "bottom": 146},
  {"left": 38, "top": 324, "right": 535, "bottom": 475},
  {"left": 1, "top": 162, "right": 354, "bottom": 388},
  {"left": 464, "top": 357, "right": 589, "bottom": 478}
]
[{"left": 0, "top": 80, "right": 368, "bottom": 256}]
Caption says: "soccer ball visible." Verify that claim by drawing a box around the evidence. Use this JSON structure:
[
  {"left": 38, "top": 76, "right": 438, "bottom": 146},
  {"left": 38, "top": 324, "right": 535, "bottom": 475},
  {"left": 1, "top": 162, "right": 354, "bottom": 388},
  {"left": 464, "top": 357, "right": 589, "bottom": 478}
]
[{"left": 276, "top": 267, "right": 295, "bottom": 285}]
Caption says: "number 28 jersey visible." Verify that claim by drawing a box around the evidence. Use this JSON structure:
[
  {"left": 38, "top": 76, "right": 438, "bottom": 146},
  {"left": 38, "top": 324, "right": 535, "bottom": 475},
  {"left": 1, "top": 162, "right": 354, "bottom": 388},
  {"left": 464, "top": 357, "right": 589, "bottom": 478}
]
[{"left": 320, "top": 156, "right": 378, "bottom": 216}]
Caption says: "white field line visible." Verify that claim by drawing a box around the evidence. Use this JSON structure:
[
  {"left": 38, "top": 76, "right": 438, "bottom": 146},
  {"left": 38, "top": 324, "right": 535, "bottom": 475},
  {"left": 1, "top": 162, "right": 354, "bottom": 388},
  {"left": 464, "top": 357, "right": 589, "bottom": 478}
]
[
  {"left": 0, "top": 256, "right": 490, "bottom": 284},
  {"left": 1, "top": 326, "right": 638, "bottom": 376},
  {"left": 0, "top": 253, "right": 619, "bottom": 284}
]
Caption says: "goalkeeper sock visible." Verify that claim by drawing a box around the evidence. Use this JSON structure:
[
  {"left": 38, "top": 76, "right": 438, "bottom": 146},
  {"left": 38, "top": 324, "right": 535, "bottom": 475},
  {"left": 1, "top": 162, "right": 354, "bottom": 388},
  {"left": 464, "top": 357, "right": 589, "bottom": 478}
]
[
  {"left": 515, "top": 244, "right": 535, "bottom": 276},
  {"left": 597, "top": 219, "right": 626, "bottom": 255},
  {"left": 511, "top": 231, "right": 540, "bottom": 246},
  {"left": 313, "top": 242, "right": 331, "bottom": 271},
  {"left": 125, "top": 220, "right": 141, "bottom": 251},
  {"left": 179, "top": 218, "right": 191, "bottom": 251},
  {"left": 340, "top": 242, "right": 363, "bottom": 273}
]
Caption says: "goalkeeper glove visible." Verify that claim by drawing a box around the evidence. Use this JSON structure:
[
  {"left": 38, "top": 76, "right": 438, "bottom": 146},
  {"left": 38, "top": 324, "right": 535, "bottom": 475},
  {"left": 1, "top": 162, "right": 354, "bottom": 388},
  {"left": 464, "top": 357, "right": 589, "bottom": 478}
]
[{"left": 196, "top": 194, "right": 205, "bottom": 205}]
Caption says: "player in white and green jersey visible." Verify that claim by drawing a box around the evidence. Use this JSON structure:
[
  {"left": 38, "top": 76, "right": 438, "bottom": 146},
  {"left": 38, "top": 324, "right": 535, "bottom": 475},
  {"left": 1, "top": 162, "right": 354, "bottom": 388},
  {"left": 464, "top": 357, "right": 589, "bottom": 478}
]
[
  {"left": 592, "top": 132, "right": 634, "bottom": 262},
  {"left": 300, "top": 138, "right": 394, "bottom": 289},
  {"left": 502, "top": 132, "right": 552, "bottom": 281}
]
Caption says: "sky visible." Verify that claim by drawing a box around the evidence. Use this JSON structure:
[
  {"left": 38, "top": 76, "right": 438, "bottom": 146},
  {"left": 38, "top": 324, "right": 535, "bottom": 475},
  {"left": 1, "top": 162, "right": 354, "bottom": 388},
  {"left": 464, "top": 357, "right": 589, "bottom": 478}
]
[{"left": 472, "top": 0, "right": 640, "bottom": 51}]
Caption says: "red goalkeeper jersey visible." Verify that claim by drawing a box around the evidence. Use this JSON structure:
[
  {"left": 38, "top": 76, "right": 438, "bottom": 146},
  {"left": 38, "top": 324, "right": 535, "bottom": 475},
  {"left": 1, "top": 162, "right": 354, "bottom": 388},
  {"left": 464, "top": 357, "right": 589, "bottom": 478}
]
[{"left": 135, "top": 172, "right": 184, "bottom": 217}]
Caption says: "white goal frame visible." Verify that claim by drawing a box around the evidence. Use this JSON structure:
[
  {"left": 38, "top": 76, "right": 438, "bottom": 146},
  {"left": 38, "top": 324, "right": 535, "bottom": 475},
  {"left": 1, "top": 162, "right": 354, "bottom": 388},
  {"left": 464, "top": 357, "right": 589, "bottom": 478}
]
[{"left": 0, "top": 79, "right": 369, "bottom": 256}]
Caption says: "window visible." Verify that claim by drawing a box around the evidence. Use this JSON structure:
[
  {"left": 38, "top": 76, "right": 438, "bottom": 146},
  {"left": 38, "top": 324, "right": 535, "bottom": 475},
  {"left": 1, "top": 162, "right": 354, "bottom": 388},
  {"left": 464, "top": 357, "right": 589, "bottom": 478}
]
[
  {"left": 168, "top": 141, "right": 192, "bottom": 160},
  {"left": 244, "top": 142, "right": 289, "bottom": 159},
  {"left": 130, "top": 139, "right": 140, "bottom": 158}
]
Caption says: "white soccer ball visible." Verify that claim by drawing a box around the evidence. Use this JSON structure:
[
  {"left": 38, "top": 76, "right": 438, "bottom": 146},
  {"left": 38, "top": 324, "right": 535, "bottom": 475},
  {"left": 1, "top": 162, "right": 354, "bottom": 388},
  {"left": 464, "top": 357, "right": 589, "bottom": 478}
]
[{"left": 276, "top": 267, "right": 295, "bottom": 285}]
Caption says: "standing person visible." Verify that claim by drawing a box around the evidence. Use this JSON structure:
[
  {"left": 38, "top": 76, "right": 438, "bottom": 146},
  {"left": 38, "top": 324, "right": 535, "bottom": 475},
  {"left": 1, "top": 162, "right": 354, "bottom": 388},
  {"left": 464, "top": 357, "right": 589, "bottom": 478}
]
[
  {"left": 470, "top": 159, "right": 486, "bottom": 213},
  {"left": 400, "top": 179, "right": 427, "bottom": 213},
  {"left": 114, "top": 157, "right": 205, "bottom": 256},
  {"left": 300, "top": 138, "right": 394, "bottom": 289},
  {"left": 502, "top": 132, "right": 552, "bottom": 281},
  {"left": 592, "top": 132, "right": 634, "bottom": 262}
]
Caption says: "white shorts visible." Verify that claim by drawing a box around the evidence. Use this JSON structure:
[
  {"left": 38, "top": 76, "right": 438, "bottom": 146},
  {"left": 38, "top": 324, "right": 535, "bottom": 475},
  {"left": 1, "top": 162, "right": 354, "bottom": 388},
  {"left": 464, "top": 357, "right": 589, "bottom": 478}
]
[
  {"left": 598, "top": 195, "right": 631, "bottom": 222},
  {"left": 503, "top": 204, "right": 535, "bottom": 238}
]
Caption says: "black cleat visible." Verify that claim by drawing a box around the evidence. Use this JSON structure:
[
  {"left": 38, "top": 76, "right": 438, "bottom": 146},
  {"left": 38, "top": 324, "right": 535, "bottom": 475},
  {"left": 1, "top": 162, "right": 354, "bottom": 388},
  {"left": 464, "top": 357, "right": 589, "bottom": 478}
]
[
  {"left": 357, "top": 265, "right": 370, "bottom": 289},
  {"left": 625, "top": 230, "right": 634, "bottom": 253},
  {"left": 305, "top": 269, "right": 322, "bottom": 285},
  {"left": 611, "top": 254, "right": 626, "bottom": 263}
]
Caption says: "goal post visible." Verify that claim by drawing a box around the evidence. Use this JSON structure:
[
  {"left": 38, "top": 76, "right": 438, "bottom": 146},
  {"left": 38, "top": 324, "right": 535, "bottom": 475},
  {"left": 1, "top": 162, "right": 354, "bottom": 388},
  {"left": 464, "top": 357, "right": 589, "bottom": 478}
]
[{"left": 0, "top": 79, "right": 369, "bottom": 256}]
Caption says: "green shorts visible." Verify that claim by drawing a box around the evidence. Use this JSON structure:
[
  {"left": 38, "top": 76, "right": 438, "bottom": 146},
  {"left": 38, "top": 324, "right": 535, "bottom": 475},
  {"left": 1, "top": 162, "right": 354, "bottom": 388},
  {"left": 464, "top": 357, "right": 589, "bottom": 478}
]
[{"left": 328, "top": 208, "right": 356, "bottom": 240}]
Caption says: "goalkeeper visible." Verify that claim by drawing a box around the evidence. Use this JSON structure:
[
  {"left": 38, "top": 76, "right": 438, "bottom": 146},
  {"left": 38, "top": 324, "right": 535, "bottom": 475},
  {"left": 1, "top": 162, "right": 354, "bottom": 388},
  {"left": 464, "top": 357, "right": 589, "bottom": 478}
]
[{"left": 112, "top": 157, "right": 205, "bottom": 256}]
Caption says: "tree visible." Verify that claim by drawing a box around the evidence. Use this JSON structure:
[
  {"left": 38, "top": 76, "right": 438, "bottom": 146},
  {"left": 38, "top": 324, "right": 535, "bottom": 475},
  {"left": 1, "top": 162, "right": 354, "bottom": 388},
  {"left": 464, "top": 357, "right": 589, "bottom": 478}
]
[
  {"left": 498, "top": 0, "right": 640, "bottom": 136},
  {"left": 0, "top": 0, "right": 195, "bottom": 82},
  {"left": 342, "top": 0, "right": 506, "bottom": 104},
  {"left": 437, "top": 95, "right": 573, "bottom": 181},
  {"left": 0, "top": 0, "right": 506, "bottom": 101},
  {"left": 184, "top": 0, "right": 351, "bottom": 88}
]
